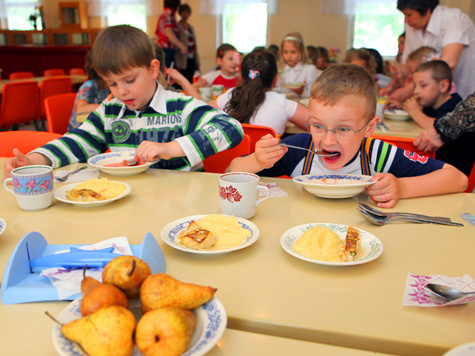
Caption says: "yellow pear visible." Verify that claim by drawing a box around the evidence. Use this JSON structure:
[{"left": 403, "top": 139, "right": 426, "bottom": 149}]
[
  {"left": 140, "top": 273, "right": 217, "bottom": 314},
  {"left": 135, "top": 307, "right": 196, "bottom": 356},
  {"left": 81, "top": 267, "right": 101, "bottom": 296},
  {"left": 102, "top": 256, "right": 152, "bottom": 299},
  {"left": 62, "top": 305, "right": 136, "bottom": 356},
  {"left": 80, "top": 283, "right": 129, "bottom": 316}
]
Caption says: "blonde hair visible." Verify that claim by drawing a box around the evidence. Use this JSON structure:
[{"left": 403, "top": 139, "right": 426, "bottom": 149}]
[
  {"left": 280, "top": 32, "right": 309, "bottom": 65},
  {"left": 407, "top": 46, "right": 437, "bottom": 65},
  {"left": 310, "top": 64, "right": 377, "bottom": 119},
  {"left": 343, "top": 48, "right": 377, "bottom": 76}
]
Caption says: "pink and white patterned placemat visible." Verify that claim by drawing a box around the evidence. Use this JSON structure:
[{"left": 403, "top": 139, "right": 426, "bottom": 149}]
[{"left": 403, "top": 272, "right": 475, "bottom": 307}]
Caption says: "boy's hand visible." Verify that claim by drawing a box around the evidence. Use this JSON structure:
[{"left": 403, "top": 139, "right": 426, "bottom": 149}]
[
  {"left": 134, "top": 141, "right": 184, "bottom": 162},
  {"left": 402, "top": 96, "right": 421, "bottom": 116},
  {"left": 166, "top": 68, "right": 187, "bottom": 86},
  {"left": 366, "top": 173, "right": 400, "bottom": 208},
  {"left": 3, "top": 149, "right": 36, "bottom": 179},
  {"left": 254, "top": 134, "right": 286, "bottom": 169}
]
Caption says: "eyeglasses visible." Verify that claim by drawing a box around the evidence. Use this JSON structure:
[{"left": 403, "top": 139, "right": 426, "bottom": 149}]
[{"left": 304, "top": 119, "right": 372, "bottom": 140}]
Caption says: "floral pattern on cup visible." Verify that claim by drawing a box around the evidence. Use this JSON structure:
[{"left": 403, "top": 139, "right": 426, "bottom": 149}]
[
  {"left": 219, "top": 185, "right": 243, "bottom": 203},
  {"left": 13, "top": 176, "right": 53, "bottom": 195}
]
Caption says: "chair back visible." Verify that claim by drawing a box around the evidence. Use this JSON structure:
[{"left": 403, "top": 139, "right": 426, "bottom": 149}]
[
  {"left": 241, "top": 123, "right": 276, "bottom": 153},
  {"left": 0, "top": 131, "right": 63, "bottom": 157},
  {"left": 9, "top": 71, "right": 34, "bottom": 80},
  {"left": 203, "top": 134, "right": 251, "bottom": 173},
  {"left": 45, "top": 93, "right": 77, "bottom": 134},
  {"left": 43, "top": 69, "right": 66, "bottom": 77},
  {"left": 69, "top": 68, "right": 86, "bottom": 76},
  {"left": 40, "top": 77, "right": 72, "bottom": 118},
  {"left": 0, "top": 81, "right": 40, "bottom": 130},
  {"left": 370, "top": 134, "right": 435, "bottom": 159}
]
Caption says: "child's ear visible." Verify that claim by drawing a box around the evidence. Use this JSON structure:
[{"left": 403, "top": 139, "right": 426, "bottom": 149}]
[
  {"left": 364, "top": 116, "right": 379, "bottom": 137},
  {"left": 150, "top": 59, "right": 160, "bottom": 79},
  {"left": 439, "top": 78, "right": 450, "bottom": 93}
]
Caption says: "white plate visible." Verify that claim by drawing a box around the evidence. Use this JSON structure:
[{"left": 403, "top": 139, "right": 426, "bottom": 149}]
[
  {"left": 444, "top": 342, "right": 475, "bottom": 356},
  {"left": 52, "top": 297, "right": 227, "bottom": 356},
  {"left": 161, "top": 214, "right": 260, "bottom": 255},
  {"left": 54, "top": 181, "right": 131, "bottom": 208},
  {"left": 0, "top": 218, "right": 6, "bottom": 236},
  {"left": 281, "top": 223, "right": 383, "bottom": 266},
  {"left": 293, "top": 174, "right": 375, "bottom": 199},
  {"left": 282, "top": 82, "right": 305, "bottom": 90},
  {"left": 88, "top": 151, "right": 158, "bottom": 177},
  {"left": 384, "top": 110, "right": 411, "bottom": 121}
]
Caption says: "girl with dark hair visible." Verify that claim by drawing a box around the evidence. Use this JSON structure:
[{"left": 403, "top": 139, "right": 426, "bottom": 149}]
[{"left": 212, "top": 50, "right": 308, "bottom": 136}]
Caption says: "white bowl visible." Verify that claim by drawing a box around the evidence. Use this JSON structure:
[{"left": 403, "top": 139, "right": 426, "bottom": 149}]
[
  {"left": 282, "top": 82, "right": 305, "bottom": 90},
  {"left": 88, "top": 151, "right": 158, "bottom": 177},
  {"left": 293, "top": 174, "right": 375, "bottom": 199},
  {"left": 384, "top": 110, "right": 411, "bottom": 121}
]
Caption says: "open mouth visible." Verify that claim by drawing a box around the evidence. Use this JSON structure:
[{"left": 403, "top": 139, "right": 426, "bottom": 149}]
[{"left": 322, "top": 150, "right": 341, "bottom": 162}]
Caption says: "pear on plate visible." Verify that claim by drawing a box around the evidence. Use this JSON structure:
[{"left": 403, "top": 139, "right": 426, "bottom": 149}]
[
  {"left": 140, "top": 273, "right": 217, "bottom": 314},
  {"left": 81, "top": 267, "right": 101, "bottom": 295},
  {"left": 80, "top": 280, "right": 129, "bottom": 316},
  {"left": 102, "top": 255, "right": 152, "bottom": 299},
  {"left": 135, "top": 307, "right": 196, "bottom": 356},
  {"left": 62, "top": 305, "right": 136, "bottom": 356}
]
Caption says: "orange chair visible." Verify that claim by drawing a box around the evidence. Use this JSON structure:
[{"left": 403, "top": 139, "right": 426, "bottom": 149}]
[
  {"left": 241, "top": 123, "right": 276, "bottom": 153},
  {"left": 43, "top": 69, "right": 66, "bottom": 77},
  {"left": 69, "top": 68, "right": 86, "bottom": 76},
  {"left": 9, "top": 71, "right": 34, "bottom": 80},
  {"left": 45, "top": 93, "right": 77, "bottom": 134},
  {"left": 203, "top": 134, "right": 251, "bottom": 173},
  {"left": 0, "top": 81, "right": 41, "bottom": 130},
  {"left": 370, "top": 134, "right": 435, "bottom": 158},
  {"left": 465, "top": 163, "right": 475, "bottom": 193},
  {"left": 39, "top": 77, "right": 72, "bottom": 120},
  {"left": 0, "top": 131, "right": 63, "bottom": 157}
]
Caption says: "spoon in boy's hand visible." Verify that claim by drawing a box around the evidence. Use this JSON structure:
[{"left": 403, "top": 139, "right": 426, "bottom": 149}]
[{"left": 278, "top": 143, "right": 339, "bottom": 157}]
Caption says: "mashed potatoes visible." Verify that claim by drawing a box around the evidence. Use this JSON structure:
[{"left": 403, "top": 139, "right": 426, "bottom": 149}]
[
  {"left": 193, "top": 214, "right": 251, "bottom": 251},
  {"left": 293, "top": 227, "right": 343, "bottom": 262},
  {"left": 67, "top": 178, "right": 126, "bottom": 201}
]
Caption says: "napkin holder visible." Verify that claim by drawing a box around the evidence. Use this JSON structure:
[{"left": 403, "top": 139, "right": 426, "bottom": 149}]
[{"left": 1, "top": 231, "right": 166, "bottom": 305}]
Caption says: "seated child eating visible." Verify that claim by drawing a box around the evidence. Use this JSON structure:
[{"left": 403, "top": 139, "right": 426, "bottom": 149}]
[
  {"left": 4, "top": 25, "right": 244, "bottom": 177},
  {"left": 226, "top": 64, "right": 467, "bottom": 208},
  {"left": 404, "top": 60, "right": 474, "bottom": 176}
]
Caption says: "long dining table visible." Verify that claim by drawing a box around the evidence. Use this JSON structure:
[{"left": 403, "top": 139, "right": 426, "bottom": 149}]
[{"left": 0, "top": 158, "right": 474, "bottom": 355}]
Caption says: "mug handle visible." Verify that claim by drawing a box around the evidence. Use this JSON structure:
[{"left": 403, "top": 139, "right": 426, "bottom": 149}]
[
  {"left": 256, "top": 185, "right": 270, "bottom": 206},
  {"left": 3, "top": 178, "right": 14, "bottom": 195}
]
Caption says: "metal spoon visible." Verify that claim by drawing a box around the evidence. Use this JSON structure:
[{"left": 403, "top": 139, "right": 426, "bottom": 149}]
[
  {"left": 426, "top": 284, "right": 475, "bottom": 301},
  {"left": 357, "top": 208, "right": 464, "bottom": 226},
  {"left": 278, "top": 143, "right": 339, "bottom": 157},
  {"left": 358, "top": 202, "right": 452, "bottom": 222},
  {"left": 55, "top": 166, "right": 87, "bottom": 182},
  {"left": 124, "top": 159, "right": 139, "bottom": 166}
]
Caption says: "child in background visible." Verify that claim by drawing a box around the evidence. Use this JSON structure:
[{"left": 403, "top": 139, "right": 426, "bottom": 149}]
[
  {"left": 4, "top": 25, "right": 244, "bottom": 177},
  {"left": 227, "top": 64, "right": 467, "bottom": 208},
  {"left": 307, "top": 45, "right": 329, "bottom": 71},
  {"left": 211, "top": 49, "right": 308, "bottom": 137},
  {"left": 67, "top": 52, "right": 110, "bottom": 131},
  {"left": 193, "top": 43, "right": 240, "bottom": 90},
  {"left": 278, "top": 32, "right": 321, "bottom": 97},
  {"left": 405, "top": 60, "right": 474, "bottom": 176},
  {"left": 365, "top": 48, "right": 391, "bottom": 88},
  {"left": 343, "top": 48, "right": 380, "bottom": 89}
]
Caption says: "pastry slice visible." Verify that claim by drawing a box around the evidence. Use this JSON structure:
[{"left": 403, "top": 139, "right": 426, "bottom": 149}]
[
  {"left": 179, "top": 221, "right": 217, "bottom": 250},
  {"left": 342, "top": 226, "right": 360, "bottom": 262},
  {"left": 66, "top": 188, "right": 106, "bottom": 202}
]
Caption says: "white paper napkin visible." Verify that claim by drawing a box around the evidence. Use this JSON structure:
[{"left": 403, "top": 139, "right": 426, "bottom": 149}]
[
  {"left": 403, "top": 272, "right": 475, "bottom": 307},
  {"left": 39, "top": 237, "right": 133, "bottom": 300},
  {"left": 54, "top": 168, "right": 100, "bottom": 183},
  {"left": 259, "top": 182, "right": 288, "bottom": 198}
]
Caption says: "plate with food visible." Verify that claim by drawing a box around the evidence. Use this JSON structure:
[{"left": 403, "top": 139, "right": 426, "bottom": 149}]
[
  {"left": 384, "top": 109, "right": 411, "bottom": 121},
  {"left": 0, "top": 218, "right": 6, "bottom": 236},
  {"left": 293, "top": 174, "right": 375, "bottom": 199},
  {"left": 161, "top": 214, "right": 260, "bottom": 255},
  {"left": 282, "top": 82, "right": 305, "bottom": 90},
  {"left": 281, "top": 223, "right": 383, "bottom": 266},
  {"left": 52, "top": 296, "right": 227, "bottom": 356},
  {"left": 88, "top": 151, "right": 158, "bottom": 177},
  {"left": 54, "top": 178, "right": 131, "bottom": 207}
]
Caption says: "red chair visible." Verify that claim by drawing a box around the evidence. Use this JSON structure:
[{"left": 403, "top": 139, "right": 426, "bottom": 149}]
[
  {"left": 241, "top": 123, "right": 276, "bottom": 153},
  {"left": 9, "top": 71, "right": 34, "bottom": 80},
  {"left": 370, "top": 134, "right": 435, "bottom": 159},
  {"left": 465, "top": 163, "right": 475, "bottom": 193},
  {"left": 39, "top": 77, "right": 72, "bottom": 120},
  {"left": 203, "top": 134, "right": 251, "bottom": 173},
  {"left": 43, "top": 69, "right": 66, "bottom": 77},
  {"left": 69, "top": 68, "right": 86, "bottom": 76},
  {"left": 45, "top": 93, "right": 77, "bottom": 134},
  {"left": 0, "top": 81, "right": 40, "bottom": 130},
  {"left": 0, "top": 131, "right": 63, "bottom": 157}
]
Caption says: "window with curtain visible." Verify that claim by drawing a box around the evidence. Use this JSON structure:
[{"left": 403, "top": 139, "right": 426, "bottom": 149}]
[
  {"left": 0, "top": 0, "right": 42, "bottom": 30},
  {"left": 321, "top": 0, "right": 404, "bottom": 57}
]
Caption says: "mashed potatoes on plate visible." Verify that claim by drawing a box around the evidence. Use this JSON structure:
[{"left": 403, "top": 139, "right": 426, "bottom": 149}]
[{"left": 66, "top": 178, "right": 126, "bottom": 202}]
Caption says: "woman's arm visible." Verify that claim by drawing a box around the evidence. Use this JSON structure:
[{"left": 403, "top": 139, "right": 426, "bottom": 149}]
[
  {"left": 165, "top": 27, "right": 188, "bottom": 54},
  {"left": 440, "top": 43, "right": 464, "bottom": 69}
]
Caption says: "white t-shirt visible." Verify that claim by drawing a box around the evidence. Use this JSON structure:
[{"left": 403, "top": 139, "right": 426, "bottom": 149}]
[
  {"left": 402, "top": 5, "right": 475, "bottom": 99},
  {"left": 277, "top": 62, "right": 321, "bottom": 97},
  {"left": 217, "top": 89, "right": 298, "bottom": 136}
]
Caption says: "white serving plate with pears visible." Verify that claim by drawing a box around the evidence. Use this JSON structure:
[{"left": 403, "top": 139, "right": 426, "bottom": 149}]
[{"left": 52, "top": 297, "right": 226, "bottom": 356}]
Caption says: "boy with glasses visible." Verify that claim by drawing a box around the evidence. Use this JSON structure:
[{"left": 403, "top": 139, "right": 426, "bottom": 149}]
[{"left": 227, "top": 64, "right": 467, "bottom": 208}]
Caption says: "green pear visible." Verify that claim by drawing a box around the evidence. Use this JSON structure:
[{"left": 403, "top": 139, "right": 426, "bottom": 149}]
[
  {"left": 102, "top": 256, "right": 152, "bottom": 299},
  {"left": 62, "top": 305, "right": 136, "bottom": 356},
  {"left": 135, "top": 307, "right": 196, "bottom": 356},
  {"left": 140, "top": 273, "right": 217, "bottom": 314}
]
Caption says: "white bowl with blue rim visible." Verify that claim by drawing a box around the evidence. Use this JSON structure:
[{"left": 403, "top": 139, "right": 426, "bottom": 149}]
[
  {"left": 293, "top": 174, "right": 375, "bottom": 199},
  {"left": 88, "top": 151, "right": 158, "bottom": 177}
]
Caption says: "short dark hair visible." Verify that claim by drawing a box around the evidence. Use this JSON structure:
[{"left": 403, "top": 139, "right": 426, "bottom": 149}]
[
  {"left": 397, "top": 0, "right": 439, "bottom": 15},
  {"left": 178, "top": 4, "right": 191, "bottom": 15},
  {"left": 415, "top": 60, "right": 453, "bottom": 88},
  {"left": 216, "top": 43, "right": 237, "bottom": 59},
  {"left": 164, "top": 0, "right": 181, "bottom": 11}
]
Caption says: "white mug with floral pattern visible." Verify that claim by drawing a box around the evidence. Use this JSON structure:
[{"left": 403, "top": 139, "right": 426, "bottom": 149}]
[{"left": 218, "top": 172, "right": 270, "bottom": 219}]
